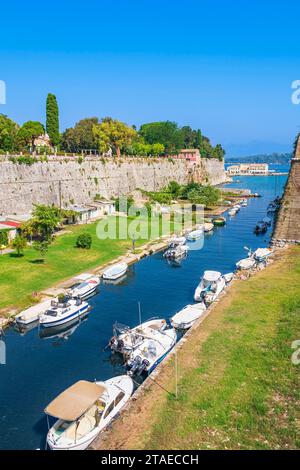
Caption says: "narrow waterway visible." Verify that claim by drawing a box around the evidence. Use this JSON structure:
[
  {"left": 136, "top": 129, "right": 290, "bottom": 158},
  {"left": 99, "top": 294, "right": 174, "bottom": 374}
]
[{"left": 0, "top": 172, "right": 287, "bottom": 449}]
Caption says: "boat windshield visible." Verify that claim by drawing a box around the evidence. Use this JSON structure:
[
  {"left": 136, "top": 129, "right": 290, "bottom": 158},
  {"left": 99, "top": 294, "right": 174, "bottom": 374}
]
[{"left": 45, "top": 309, "right": 58, "bottom": 317}]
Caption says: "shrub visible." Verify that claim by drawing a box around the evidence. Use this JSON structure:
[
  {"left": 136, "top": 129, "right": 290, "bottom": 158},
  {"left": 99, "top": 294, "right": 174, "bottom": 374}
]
[
  {"left": 76, "top": 232, "right": 92, "bottom": 249},
  {"left": 0, "top": 230, "right": 9, "bottom": 247}
]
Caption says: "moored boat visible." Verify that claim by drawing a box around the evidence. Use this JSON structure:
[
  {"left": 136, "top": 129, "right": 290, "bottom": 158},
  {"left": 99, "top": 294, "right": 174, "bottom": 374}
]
[
  {"left": 253, "top": 247, "right": 273, "bottom": 262},
  {"left": 204, "top": 222, "right": 214, "bottom": 232},
  {"left": 39, "top": 296, "right": 90, "bottom": 328},
  {"left": 15, "top": 298, "right": 53, "bottom": 326},
  {"left": 45, "top": 376, "right": 133, "bottom": 450},
  {"left": 213, "top": 217, "right": 226, "bottom": 227},
  {"left": 186, "top": 228, "right": 204, "bottom": 241},
  {"left": 254, "top": 221, "right": 268, "bottom": 234},
  {"left": 102, "top": 262, "right": 128, "bottom": 281},
  {"left": 170, "top": 302, "right": 207, "bottom": 330},
  {"left": 109, "top": 318, "right": 167, "bottom": 354},
  {"left": 194, "top": 270, "right": 226, "bottom": 303},
  {"left": 236, "top": 257, "right": 256, "bottom": 270},
  {"left": 68, "top": 274, "right": 100, "bottom": 299},
  {"left": 126, "top": 327, "right": 177, "bottom": 376}
]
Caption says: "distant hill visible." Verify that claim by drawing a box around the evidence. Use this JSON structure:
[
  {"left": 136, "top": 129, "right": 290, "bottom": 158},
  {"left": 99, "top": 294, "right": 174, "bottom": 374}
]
[{"left": 225, "top": 152, "right": 292, "bottom": 165}]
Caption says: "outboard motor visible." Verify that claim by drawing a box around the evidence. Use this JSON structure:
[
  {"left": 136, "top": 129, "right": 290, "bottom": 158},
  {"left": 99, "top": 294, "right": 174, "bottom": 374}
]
[{"left": 128, "top": 355, "right": 149, "bottom": 376}]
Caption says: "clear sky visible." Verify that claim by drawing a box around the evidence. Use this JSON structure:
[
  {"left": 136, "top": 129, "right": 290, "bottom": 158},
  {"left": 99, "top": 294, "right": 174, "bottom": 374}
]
[{"left": 1, "top": 0, "right": 300, "bottom": 156}]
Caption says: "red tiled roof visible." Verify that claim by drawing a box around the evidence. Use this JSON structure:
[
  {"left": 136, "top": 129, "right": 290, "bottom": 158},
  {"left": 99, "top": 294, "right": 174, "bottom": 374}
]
[{"left": 3, "top": 221, "right": 21, "bottom": 228}]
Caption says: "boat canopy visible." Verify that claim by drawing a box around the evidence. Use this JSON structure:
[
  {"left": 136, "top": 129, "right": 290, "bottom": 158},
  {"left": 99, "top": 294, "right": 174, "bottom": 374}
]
[
  {"left": 45, "top": 380, "right": 106, "bottom": 421},
  {"left": 203, "top": 271, "right": 221, "bottom": 282}
]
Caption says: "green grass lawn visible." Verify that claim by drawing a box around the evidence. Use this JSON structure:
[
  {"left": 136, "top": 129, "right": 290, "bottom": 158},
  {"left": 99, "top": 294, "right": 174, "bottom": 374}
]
[
  {"left": 143, "top": 247, "right": 300, "bottom": 450},
  {"left": 0, "top": 215, "right": 181, "bottom": 311}
]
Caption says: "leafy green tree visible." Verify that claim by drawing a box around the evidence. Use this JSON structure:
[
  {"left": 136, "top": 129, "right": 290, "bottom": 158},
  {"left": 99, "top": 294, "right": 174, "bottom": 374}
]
[
  {"left": 76, "top": 232, "right": 92, "bottom": 249},
  {"left": 0, "top": 230, "right": 8, "bottom": 247},
  {"left": 17, "top": 121, "right": 45, "bottom": 151},
  {"left": 61, "top": 117, "right": 99, "bottom": 153},
  {"left": 139, "top": 121, "right": 183, "bottom": 153},
  {"left": 33, "top": 239, "right": 51, "bottom": 261},
  {"left": 93, "top": 118, "right": 137, "bottom": 157},
  {"left": 31, "top": 204, "right": 62, "bottom": 239},
  {"left": 187, "top": 185, "right": 221, "bottom": 207},
  {"left": 167, "top": 181, "right": 181, "bottom": 197},
  {"left": 46, "top": 93, "right": 60, "bottom": 147},
  {"left": 12, "top": 234, "right": 27, "bottom": 257},
  {"left": 0, "top": 114, "right": 19, "bottom": 151},
  {"left": 151, "top": 143, "right": 165, "bottom": 156}
]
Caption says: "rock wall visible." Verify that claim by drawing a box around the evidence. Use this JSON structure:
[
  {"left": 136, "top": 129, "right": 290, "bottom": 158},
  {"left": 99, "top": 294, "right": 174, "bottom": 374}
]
[
  {"left": 0, "top": 156, "right": 226, "bottom": 215},
  {"left": 272, "top": 135, "right": 300, "bottom": 243}
]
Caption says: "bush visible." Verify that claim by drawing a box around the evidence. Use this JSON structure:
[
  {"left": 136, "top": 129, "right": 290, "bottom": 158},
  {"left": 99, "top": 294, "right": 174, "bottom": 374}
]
[
  {"left": 76, "top": 232, "right": 92, "bottom": 249},
  {"left": 0, "top": 230, "right": 9, "bottom": 247}
]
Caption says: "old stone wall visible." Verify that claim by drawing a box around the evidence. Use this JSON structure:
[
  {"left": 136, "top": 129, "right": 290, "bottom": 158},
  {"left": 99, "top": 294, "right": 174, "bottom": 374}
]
[
  {"left": 0, "top": 156, "right": 226, "bottom": 215},
  {"left": 272, "top": 135, "right": 300, "bottom": 243}
]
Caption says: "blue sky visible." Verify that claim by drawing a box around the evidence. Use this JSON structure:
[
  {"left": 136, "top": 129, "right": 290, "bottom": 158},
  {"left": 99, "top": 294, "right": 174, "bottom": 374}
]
[{"left": 1, "top": 0, "right": 300, "bottom": 156}]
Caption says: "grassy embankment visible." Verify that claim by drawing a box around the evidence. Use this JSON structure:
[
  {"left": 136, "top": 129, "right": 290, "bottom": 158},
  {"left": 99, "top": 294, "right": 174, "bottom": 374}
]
[
  {"left": 95, "top": 247, "right": 300, "bottom": 450},
  {"left": 0, "top": 215, "right": 181, "bottom": 312}
]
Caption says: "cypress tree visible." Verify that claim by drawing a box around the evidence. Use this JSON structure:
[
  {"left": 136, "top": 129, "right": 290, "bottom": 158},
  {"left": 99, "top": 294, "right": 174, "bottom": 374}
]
[{"left": 46, "top": 93, "right": 60, "bottom": 147}]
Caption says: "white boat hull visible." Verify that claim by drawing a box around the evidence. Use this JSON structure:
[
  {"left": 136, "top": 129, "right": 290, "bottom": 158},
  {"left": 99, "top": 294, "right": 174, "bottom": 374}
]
[
  {"left": 39, "top": 303, "right": 90, "bottom": 328},
  {"left": 47, "top": 375, "right": 133, "bottom": 451},
  {"left": 171, "top": 303, "right": 207, "bottom": 330},
  {"left": 102, "top": 263, "right": 128, "bottom": 280}
]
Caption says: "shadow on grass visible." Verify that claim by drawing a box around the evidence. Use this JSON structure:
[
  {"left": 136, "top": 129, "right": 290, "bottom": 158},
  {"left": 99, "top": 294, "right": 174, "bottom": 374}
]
[
  {"left": 9, "top": 253, "right": 24, "bottom": 258},
  {"left": 30, "top": 259, "right": 46, "bottom": 264}
]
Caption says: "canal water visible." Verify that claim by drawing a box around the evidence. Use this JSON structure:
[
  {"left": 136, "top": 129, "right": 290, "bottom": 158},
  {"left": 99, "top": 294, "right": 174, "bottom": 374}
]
[{"left": 0, "top": 172, "right": 288, "bottom": 449}]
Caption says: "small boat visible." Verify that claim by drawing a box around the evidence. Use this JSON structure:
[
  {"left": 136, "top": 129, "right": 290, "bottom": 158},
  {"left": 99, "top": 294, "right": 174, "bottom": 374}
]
[
  {"left": 168, "top": 236, "right": 186, "bottom": 246},
  {"left": 241, "top": 201, "right": 247, "bottom": 207},
  {"left": 194, "top": 271, "right": 226, "bottom": 303},
  {"left": 39, "top": 296, "right": 90, "bottom": 328},
  {"left": 228, "top": 208, "right": 238, "bottom": 217},
  {"left": 262, "top": 217, "right": 272, "bottom": 226},
  {"left": 223, "top": 272, "right": 234, "bottom": 284},
  {"left": 45, "top": 376, "right": 133, "bottom": 450},
  {"left": 233, "top": 204, "right": 241, "bottom": 211},
  {"left": 163, "top": 244, "right": 189, "bottom": 259},
  {"left": 109, "top": 318, "right": 167, "bottom": 354},
  {"left": 102, "top": 262, "right": 128, "bottom": 281},
  {"left": 253, "top": 247, "right": 273, "bottom": 262},
  {"left": 187, "top": 228, "right": 204, "bottom": 241},
  {"left": 236, "top": 257, "right": 256, "bottom": 270},
  {"left": 126, "top": 327, "right": 177, "bottom": 376},
  {"left": 254, "top": 221, "right": 268, "bottom": 234},
  {"left": 204, "top": 222, "right": 214, "bottom": 232},
  {"left": 213, "top": 217, "right": 226, "bottom": 227},
  {"left": 15, "top": 298, "right": 53, "bottom": 326},
  {"left": 68, "top": 274, "right": 100, "bottom": 299},
  {"left": 170, "top": 303, "right": 207, "bottom": 330}
]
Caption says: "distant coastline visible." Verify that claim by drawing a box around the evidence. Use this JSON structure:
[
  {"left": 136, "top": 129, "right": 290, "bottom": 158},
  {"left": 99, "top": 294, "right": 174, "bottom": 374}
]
[{"left": 225, "top": 152, "right": 291, "bottom": 165}]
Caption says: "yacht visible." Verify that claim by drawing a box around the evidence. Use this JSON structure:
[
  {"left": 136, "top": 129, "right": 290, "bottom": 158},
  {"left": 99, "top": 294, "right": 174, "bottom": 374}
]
[
  {"left": 194, "top": 271, "right": 226, "bottom": 304},
  {"left": 102, "top": 262, "right": 128, "bottom": 281},
  {"left": 126, "top": 327, "right": 177, "bottom": 376},
  {"left": 170, "top": 303, "right": 207, "bottom": 330},
  {"left": 109, "top": 318, "right": 167, "bottom": 355},
  {"left": 39, "top": 296, "right": 90, "bottom": 328},
  {"left": 45, "top": 376, "right": 133, "bottom": 450}
]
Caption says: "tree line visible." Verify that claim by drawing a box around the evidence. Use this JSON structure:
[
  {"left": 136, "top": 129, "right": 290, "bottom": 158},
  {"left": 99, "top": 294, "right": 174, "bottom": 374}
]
[{"left": 0, "top": 94, "right": 225, "bottom": 160}]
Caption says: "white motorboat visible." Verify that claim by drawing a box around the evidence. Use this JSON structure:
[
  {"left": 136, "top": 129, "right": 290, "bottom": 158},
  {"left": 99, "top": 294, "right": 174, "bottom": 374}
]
[
  {"left": 168, "top": 236, "right": 186, "bottom": 246},
  {"left": 253, "top": 247, "right": 273, "bottom": 262},
  {"left": 236, "top": 257, "right": 256, "bottom": 270},
  {"left": 109, "top": 318, "right": 167, "bottom": 354},
  {"left": 102, "top": 262, "right": 128, "bottom": 280},
  {"left": 204, "top": 222, "right": 214, "bottom": 232},
  {"left": 68, "top": 274, "right": 100, "bottom": 299},
  {"left": 194, "top": 271, "right": 226, "bottom": 304},
  {"left": 45, "top": 376, "right": 133, "bottom": 450},
  {"left": 262, "top": 217, "right": 272, "bottom": 226},
  {"left": 170, "top": 303, "right": 207, "bottom": 330},
  {"left": 39, "top": 296, "right": 90, "bottom": 328},
  {"left": 233, "top": 204, "right": 241, "bottom": 211},
  {"left": 187, "top": 228, "right": 204, "bottom": 241},
  {"left": 228, "top": 208, "right": 238, "bottom": 217},
  {"left": 163, "top": 244, "right": 189, "bottom": 259},
  {"left": 126, "top": 327, "right": 177, "bottom": 376},
  {"left": 15, "top": 298, "right": 53, "bottom": 326}
]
